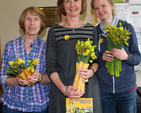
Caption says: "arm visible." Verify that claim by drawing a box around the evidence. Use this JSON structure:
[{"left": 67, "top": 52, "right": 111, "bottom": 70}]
[
  {"left": 39, "top": 74, "right": 50, "bottom": 85},
  {"left": 50, "top": 72, "right": 83, "bottom": 99},
  {"left": 0, "top": 43, "right": 17, "bottom": 89},
  {"left": 89, "top": 26, "right": 99, "bottom": 77},
  {"left": 50, "top": 72, "right": 66, "bottom": 94},
  {"left": 89, "top": 63, "right": 99, "bottom": 77},
  {"left": 112, "top": 23, "right": 141, "bottom": 65},
  {"left": 28, "top": 70, "right": 50, "bottom": 85},
  {"left": 5, "top": 76, "right": 19, "bottom": 87},
  {"left": 124, "top": 23, "right": 141, "bottom": 65},
  {"left": 6, "top": 72, "right": 50, "bottom": 87}
]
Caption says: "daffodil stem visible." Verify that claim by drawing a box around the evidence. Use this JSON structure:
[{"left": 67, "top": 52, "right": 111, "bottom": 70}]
[
  {"left": 77, "top": 55, "right": 80, "bottom": 63},
  {"left": 80, "top": 54, "right": 85, "bottom": 62},
  {"left": 114, "top": 43, "right": 122, "bottom": 77},
  {"left": 114, "top": 44, "right": 119, "bottom": 77},
  {"left": 84, "top": 56, "right": 89, "bottom": 64},
  {"left": 118, "top": 43, "right": 123, "bottom": 72},
  {"left": 106, "top": 37, "right": 114, "bottom": 75}
]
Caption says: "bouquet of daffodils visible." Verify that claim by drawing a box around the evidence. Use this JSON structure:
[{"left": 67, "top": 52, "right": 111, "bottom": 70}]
[
  {"left": 105, "top": 22, "right": 131, "bottom": 77},
  {"left": 6, "top": 58, "right": 39, "bottom": 86},
  {"left": 73, "top": 38, "right": 97, "bottom": 92}
]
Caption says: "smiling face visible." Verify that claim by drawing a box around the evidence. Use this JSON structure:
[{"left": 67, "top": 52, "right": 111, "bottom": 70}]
[
  {"left": 63, "top": 0, "right": 82, "bottom": 17},
  {"left": 24, "top": 12, "right": 41, "bottom": 36},
  {"left": 93, "top": 0, "right": 113, "bottom": 21}
]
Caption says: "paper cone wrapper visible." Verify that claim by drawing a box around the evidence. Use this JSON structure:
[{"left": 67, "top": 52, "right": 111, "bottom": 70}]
[
  {"left": 27, "top": 82, "right": 35, "bottom": 86},
  {"left": 76, "top": 63, "right": 89, "bottom": 92},
  {"left": 23, "top": 68, "right": 31, "bottom": 78},
  {"left": 23, "top": 68, "right": 35, "bottom": 86},
  {"left": 73, "top": 61, "right": 84, "bottom": 88},
  {"left": 17, "top": 72, "right": 28, "bottom": 81}
]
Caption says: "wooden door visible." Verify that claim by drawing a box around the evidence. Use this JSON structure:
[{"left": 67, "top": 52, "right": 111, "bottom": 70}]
[
  {"left": 0, "top": 37, "right": 3, "bottom": 101},
  {"left": 92, "top": 10, "right": 98, "bottom": 27},
  {"left": 0, "top": 37, "right": 1, "bottom": 69}
]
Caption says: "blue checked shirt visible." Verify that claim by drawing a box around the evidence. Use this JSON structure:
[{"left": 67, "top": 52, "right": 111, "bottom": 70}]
[{"left": 0, "top": 36, "right": 50, "bottom": 112}]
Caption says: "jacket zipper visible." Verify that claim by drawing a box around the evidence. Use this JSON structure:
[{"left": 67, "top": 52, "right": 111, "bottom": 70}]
[
  {"left": 113, "top": 76, "right": 115, "bottom": 93},
  {"left": 100, "top": 33, "right": 116, "bottom": 93}
]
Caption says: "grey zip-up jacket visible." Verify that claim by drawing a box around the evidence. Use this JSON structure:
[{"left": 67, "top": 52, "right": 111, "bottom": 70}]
[{"left": 96, "top": 18, "right": 141, "bottom": 93}]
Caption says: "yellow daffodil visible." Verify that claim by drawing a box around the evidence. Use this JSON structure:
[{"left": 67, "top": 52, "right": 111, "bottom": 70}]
[
  {"left": 17, "top": 58, "right": 24, "bottom": 65},
  {"left": 119, "top": 26, "right": 123, "bottom": 31},
  {"left": 34, "top": 58, "right": 39, "bottom": 64},
  {"left": 89, "top": 59, "right": 93, "bottom": 63},
  {"left": 100, "top": 38, "right": 103, "bottom": 44},
  {"left": 9, "top": 61, "right": 15, "bottom": 66},
  {"left": 64, "top": 35, "right": 70, "bottom": 40}
]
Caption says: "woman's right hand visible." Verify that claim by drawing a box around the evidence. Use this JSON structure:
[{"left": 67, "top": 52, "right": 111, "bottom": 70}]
[
  {"left": 16, "top": 77, "right": 30, "bottom": 86},
  {"left": 63, "top": 85, "right": 84, "bottom": 99},
  {"left": 103, "top": 50, "right": 114, "bottom": 62}
]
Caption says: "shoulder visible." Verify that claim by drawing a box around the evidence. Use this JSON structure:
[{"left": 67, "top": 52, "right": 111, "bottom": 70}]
[
  {"left": 84, "top": 23, "right": 97, "bottom": 32},
  {"left": 118, "top": 20, "right": 133, "bottom": 29},
  {"left": 96, "top": 23, "right": 101, "bottom": 33},
  {"left": 86, "top": 23, "right": 95, "bottom": 27},
  {"left": 37, "top": 37, "right": 46, "bottom": 44},
  {"left": 5, "top": 36, "right": 22, "bottom": 47},
  {"left": 48, "top": 24, "right": 61, "bottom": 33}
]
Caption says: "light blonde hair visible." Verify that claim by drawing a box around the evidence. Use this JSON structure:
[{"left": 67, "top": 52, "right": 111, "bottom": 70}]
[
  {"left": 19, "top": 6, "right": 47, "bottom": 35},
  {"left": 57, "top": 0, "right": 87, "bottom": 16},
  {"left": 91, "top": 0, "right": 116, "bottom": 16}
]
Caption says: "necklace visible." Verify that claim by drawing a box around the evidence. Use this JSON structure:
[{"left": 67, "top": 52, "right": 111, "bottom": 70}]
[{"left": 23, "top": 36, "right": 33, "bottom": 47}]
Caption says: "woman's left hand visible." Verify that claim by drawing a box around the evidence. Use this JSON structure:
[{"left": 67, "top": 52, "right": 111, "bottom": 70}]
[
  {"left": 77, "top": 68, "right": 93, "bottom": 83},
  {"left": 112, "top": 48, "right": 129, "bottom": 60},
  {"left": 28, "top": 70, "right": 41, "bottom": 83}
]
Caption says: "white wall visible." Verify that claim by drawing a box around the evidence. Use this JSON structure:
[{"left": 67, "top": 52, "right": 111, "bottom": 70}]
[{"left": 0, "top": 0, "right": 93, "bottom": 54}]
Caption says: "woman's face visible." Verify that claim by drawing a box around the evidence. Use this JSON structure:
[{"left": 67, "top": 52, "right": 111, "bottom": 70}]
[
  {"left": 24, "top": 12, "right": 41, "bottom": 36},
  {"left": 63, "top": 0, "right": 82, "bottom": 17},
  {"left": 93, "top": 0, "right": 113, "bottom": 21}
]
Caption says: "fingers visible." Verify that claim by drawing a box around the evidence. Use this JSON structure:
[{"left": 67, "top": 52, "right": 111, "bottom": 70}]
[
  {"left": 28, "top": 70, "right": 41, "bottom": 82},
  {"left": 111, "top": 48, "right": 129, "bottom": 60},
  {"left": 16, "top": 70, "right": 42, "bottom": 86},
  {"left": 77, "top": 69, "right": 92, "bottom": 78},
  {"left": 103, "top": 51, "right": 114, "bottom": 61},
  {"left": 28, "top": 76, "right": 38, "bottom": 82},
  {"left": 16, "top": 77, "right": 30, "bottom": 86},
  {"left": 65, "top": 86, "right": 85, "bottom": 99},
  {"left": 76, "top": 69, "right": 90, "bottom": 83},
  {"left": 69, "top": 92, "right": 84, "bottom": 99}
]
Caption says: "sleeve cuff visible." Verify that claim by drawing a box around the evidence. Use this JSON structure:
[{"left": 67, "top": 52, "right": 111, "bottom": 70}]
[{"left": 0, "top": 75, "right": 10, "bottom": 89}]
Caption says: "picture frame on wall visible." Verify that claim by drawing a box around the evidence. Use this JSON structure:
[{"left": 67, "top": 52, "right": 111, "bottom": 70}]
[{"left": 38, "top": 6, "right": 61, "bottom": 27}]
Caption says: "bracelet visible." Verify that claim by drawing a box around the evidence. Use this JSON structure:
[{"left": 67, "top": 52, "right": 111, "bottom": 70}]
[
  {"left": 63, "top": 86, "right": 66, "bottom": 96},
  {"left": 89, "top": 68, "right": 95, "bottom": 74},
  {"left": 38, "top": 73, "right": 43, "bottom": 82}
]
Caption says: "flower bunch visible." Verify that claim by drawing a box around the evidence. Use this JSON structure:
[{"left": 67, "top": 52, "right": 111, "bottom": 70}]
[
  {"left": 73, "top": 38, "right": 97, "bottom": 92},
  {"left": 27, "top": 58, "right": 39, "bottom": 73},
  {"left": 105, "top": 22, "right": 131, "bottom": 77},
  {"left": 6, "top": 58, "right": 39, "bottom": 86}
]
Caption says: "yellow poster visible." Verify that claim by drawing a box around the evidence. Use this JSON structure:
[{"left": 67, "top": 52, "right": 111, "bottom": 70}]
[
  {"left": 66, "top": 98, "right": 93, "bottom": 113},
  {"left": 114, "top": 0, "right": 125, "bottom": 2}
]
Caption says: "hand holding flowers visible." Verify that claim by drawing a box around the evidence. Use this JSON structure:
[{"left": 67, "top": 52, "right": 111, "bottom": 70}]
[
  {"left": 73, "top": 38, "right": 97, "bottom": 92},
  {"left": 105, "top": 22, "right": 131, "bottom": 77},
  {"left": 6, "top": 58, "right": 39, "bottom": 86}
]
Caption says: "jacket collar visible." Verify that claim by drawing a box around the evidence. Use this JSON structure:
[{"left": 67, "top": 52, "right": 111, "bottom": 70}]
[{"left": 100, "top": 16, "right": 119, "bottom": 35}]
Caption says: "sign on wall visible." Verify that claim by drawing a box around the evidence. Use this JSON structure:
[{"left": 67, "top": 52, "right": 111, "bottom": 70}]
[{"left": 39, "top": 6, "right": 61, "bottom": 27}]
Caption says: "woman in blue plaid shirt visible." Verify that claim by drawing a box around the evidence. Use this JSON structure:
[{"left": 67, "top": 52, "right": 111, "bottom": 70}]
[{"left": 0, "top": 7, "right": 50, "bottom": 113}]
